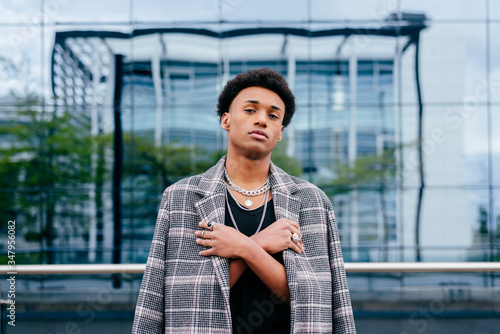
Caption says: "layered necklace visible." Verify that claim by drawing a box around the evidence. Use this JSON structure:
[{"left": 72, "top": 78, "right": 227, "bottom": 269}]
[
  {"left": 224, "top": 168, "right": 270, "bottom": 235},
  {"left": 223, "top": 168, "right": 270, "bottom": 207},
  {"left": 225, "top": 188, "right": 269, "bottom": 235}
]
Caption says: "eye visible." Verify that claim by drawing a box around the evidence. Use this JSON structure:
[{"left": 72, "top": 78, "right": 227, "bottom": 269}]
[
  {"left": 269, "top": 113, "right": 279, "bottom": 120},
  {"left": 244, "top": 109, "right": 255, "bottom": 113}
]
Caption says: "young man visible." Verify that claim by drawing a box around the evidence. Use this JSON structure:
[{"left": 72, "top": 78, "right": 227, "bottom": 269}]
[{"left": 133, "top": 68, "right": 356, "bottom": 333}]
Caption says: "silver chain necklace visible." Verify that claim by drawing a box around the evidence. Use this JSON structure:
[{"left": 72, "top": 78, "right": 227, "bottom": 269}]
[
  {"left": 227, "top": 188, "right": 267, "bottom": 212},
  {"left": 225, "top": 188, "right": 269, "bottom": 235},
  {"left": 224, "top": 168, "right": 270, "bottom": 207}
]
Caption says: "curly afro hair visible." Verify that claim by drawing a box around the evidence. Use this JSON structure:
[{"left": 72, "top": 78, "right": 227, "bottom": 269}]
[{"left": 216, "top": 68, "right": 296, "bottom": 127}]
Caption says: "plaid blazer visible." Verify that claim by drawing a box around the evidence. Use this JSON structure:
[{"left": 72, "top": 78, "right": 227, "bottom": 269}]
[{"left": 133, "top": 156, "right": 356, "bottom": 334}]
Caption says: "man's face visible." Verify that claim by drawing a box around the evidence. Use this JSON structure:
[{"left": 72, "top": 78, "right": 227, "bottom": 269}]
[{"left": 221, "top": 86, "right": 285, "bottom": 160}]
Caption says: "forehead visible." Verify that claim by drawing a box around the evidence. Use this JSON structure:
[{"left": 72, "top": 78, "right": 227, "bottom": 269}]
[{"left": 231, "top": 86, "right": 285, "bottom": 110}]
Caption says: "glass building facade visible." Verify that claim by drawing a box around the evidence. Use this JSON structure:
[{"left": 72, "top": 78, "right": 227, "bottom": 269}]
[
  {"left": 50, "top": 27, "right": 408, "bottom": 265},
  {"left": 0, "top": 1, "right": 499, "bottom": 333}
]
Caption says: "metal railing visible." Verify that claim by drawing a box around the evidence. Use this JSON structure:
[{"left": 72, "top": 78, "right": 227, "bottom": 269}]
[
  {"left": 2, "top": 262, "right": 500, "bottom": 275},
  {"left": 0, "top": 262, "right": 499, "bottom": 334}
]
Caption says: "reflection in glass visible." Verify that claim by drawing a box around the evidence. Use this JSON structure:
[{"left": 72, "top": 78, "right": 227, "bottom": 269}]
[
  {"left": 42, "top": 15, "right": 431, "bottom": 265},
  {"left": 1, "top": 2, "right": 499, "bottom": 332}
]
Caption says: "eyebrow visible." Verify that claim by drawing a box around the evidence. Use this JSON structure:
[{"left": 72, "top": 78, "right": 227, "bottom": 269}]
[{"left": 243, "top": 100, "right": 283, "bottom": 112}]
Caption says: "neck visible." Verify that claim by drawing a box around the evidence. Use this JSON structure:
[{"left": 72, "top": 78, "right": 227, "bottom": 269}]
[{"left": 225, "top": 150, "right": 271, "bottom": 188}]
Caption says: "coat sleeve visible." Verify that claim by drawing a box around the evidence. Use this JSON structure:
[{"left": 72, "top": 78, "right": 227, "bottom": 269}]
[
  {"left": 326, "top": 201, "right": 357, "bottom": 334},
  {"left": 132, "top": 189, "right": 171, "bottom": 334}
]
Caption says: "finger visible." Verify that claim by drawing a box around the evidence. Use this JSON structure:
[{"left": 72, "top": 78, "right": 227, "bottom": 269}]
[
  {"left": 199, "top": 248, "right": 214, "bottom": 256},
  {"left": 284, "top": 220, "right": 300, "bottom": 234},
  {"left": 289, "top": 234, "right": 304, "bottom": 252},
  {"left": 289, "top": 241, "right": 303, "bottom": 254},
  {"left": 286, "top": 220, "right": 300, "bottom": 229},
  {"left": 294, "top": 238, "right": 305, "bottom": 252},
  {"left": 196, "top": 238, "right": 213, "bottom": 247},
  {"left": 195, "top": 230, "right": 212, "bottom": 239},
  {"left": 289, "top": 226, "right": 302, "bottom": 239},
  {"left": 199, "top": 221, "right": 218, "bottom": 230}
]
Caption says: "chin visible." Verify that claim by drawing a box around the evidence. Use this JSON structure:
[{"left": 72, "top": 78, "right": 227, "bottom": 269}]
[{"left": 242, "top": 148, "right": 272, "bottom": 161}]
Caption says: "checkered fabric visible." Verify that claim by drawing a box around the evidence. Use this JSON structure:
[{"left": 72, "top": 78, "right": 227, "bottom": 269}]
[{"left": 132, "top": 156, "right": 356, "bottom": 334}]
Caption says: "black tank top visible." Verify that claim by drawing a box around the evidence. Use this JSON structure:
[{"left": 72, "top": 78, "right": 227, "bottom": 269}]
[{"left": 225, "top": 192, "right": 290, "bottom": 334}]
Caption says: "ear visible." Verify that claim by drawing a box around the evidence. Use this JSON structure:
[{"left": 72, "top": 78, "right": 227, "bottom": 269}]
[
  {"left": 278, "top": 126, "right": 284, "bottom": 141},
  {"left": 221, "top": 112, "right": 230, "bottom": 130}
]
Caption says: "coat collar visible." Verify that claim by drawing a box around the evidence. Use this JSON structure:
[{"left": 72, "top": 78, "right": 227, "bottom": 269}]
[{"left": 196, "top": 155, "right": 299, "bottom": 197}]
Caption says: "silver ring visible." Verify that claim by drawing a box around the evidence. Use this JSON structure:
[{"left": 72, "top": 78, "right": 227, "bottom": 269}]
[
  {"left": 292, "top": 232, "right": 301, "bottom": 243},
  {"left": 207, "top": 221, "right": 215, "bottom": 230},
  {"left": 201, "top": 230, "right": 206, "bottom": 238}
]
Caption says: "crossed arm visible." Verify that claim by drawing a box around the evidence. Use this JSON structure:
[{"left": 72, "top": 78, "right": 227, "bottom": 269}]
[{"left": 195, "top": 218, "right": 304, "bottom": 305}]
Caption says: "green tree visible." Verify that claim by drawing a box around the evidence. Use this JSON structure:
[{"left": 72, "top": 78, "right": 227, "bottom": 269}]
[
  {"left": 123, "top": 134, "right": 219, "bottom": 188},
  {"left": 271, "top": 141, "right": 302, "bottom": 177},
  {"left": 320, "top": 148, "right": 396, "bottom": 195},
  {"left": 319, "top": 149, "right": 396, "bottom": 261},
  {"left": 478, "top": 205, "right": 488, "bottom": 235},
  {"left": 0, "top": 98, "right": 94, "bottom": 263}
]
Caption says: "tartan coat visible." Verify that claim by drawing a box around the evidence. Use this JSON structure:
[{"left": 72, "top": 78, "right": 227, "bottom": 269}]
[{"left": 132, "top": 156, "right": 356, "bottom": 334}]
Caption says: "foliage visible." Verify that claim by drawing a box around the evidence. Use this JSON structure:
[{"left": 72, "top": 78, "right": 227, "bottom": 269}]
[
  {"left": 0, "top": 98, "right": 94, "bottom": 262},
  {"left": 123, "top": 134, "right": 220, "bottom": 189},
  {"left": 319, "top": 148, "right": 396, "bottom": 196},
  {"left": 0, "top": 99, "right": 228, "bottom": 262},
  {"left": 477, "top": 205, "right": 488, "bottom": 235},
  {"left": 271, "top": 141, "right": 302, "bottom": 177}
]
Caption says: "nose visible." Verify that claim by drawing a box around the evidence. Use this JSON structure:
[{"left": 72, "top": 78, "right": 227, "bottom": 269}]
[{"left": 254, "top": 110, "right": 267, "bottom": 127}]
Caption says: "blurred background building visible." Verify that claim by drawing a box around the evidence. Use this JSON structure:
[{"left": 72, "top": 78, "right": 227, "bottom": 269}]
[{"left": 0, "top": 1, "right": 499, "bottom": 333}]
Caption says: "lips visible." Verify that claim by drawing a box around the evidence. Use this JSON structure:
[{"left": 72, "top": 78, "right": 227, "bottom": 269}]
[{"left": 249, "top": 129, "right": 268, "bottom": 140}]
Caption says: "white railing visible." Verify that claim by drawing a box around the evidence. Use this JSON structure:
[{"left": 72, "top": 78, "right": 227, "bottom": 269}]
[{"left": 2, "top": 262, "right": 500, "bottom": 275}]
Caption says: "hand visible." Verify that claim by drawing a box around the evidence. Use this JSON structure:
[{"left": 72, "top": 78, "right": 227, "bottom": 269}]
[
  {"left": 195, "top": 221, "right": 250, "bottom": 258},
  {"left": 252, "top": 218, "right": 305, "bottom": 254}
]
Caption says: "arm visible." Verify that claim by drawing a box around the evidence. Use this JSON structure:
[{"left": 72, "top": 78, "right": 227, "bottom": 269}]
[
  {"left": 201, "top": 227, "right": 290, "bottom": 304},
  {"left": 132, "top": 190, "right": 170, "bottom": 334},
  {"left": 197, "top": 219, "right": 304, "bottom": 303},
  {"left": 229, "top": 222, "right": 305, "bottom": 288},
  {"left": 238, "top": 237, "right": 291, "bottom": 304},
  {"left": 229, "top": 259, "right": 247, "bottom": 288},
  {"left": 326, "top": 204, "right": 357, "bottom": 334}
]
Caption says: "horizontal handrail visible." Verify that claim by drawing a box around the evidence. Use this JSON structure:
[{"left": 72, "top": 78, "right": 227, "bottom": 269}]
[
  {"left": 2, "top": 262, "right": 500, "bottom": 275},
  {"left": 345, "top": 262, "right": 500, "bottom": 272}
]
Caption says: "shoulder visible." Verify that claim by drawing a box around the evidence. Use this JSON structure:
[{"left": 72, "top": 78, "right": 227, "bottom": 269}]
[
  {"left": 156, "top": 175, "right": 205, "bottom": 213},
  {"left": 290, "top": 176, "right": 332, "bottom": 207},
  {"left": 271, "top": 162, "right": 332, "bottom": 210},
  {"left": 162, "top": 158, "right": 225, "bottom": 197},
  {"left": 162, "top": 174, "right": 203, "bottom": 196}
]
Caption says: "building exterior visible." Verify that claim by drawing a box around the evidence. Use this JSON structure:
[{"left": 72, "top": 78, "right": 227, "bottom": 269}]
[
  {"left": 2, "top": 1, "right": 499, "bottom": 332},
  {"left": 49, "top": 14, "right": 435, "bottom": 264}
]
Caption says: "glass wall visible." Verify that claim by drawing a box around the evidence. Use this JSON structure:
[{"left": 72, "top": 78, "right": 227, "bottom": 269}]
[{"left": 0, "top": 0, "right": 499, "bottom": 333}]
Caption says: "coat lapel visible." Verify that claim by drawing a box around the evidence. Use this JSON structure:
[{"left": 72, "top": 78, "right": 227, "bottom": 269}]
[
  {"left": 269, "top": 162, "right": 301, "bottom": 330},
  {"left": 194, "top": 157, "right": 232, "bottom": 323}
]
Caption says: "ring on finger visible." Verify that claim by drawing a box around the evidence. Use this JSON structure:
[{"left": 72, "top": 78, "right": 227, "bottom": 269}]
[
  {"left": 292, "top": 232, "right": 301, "bottom": 243},
  {"left": 201, "top": 230, "right": 206, "bottom": 238}
]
